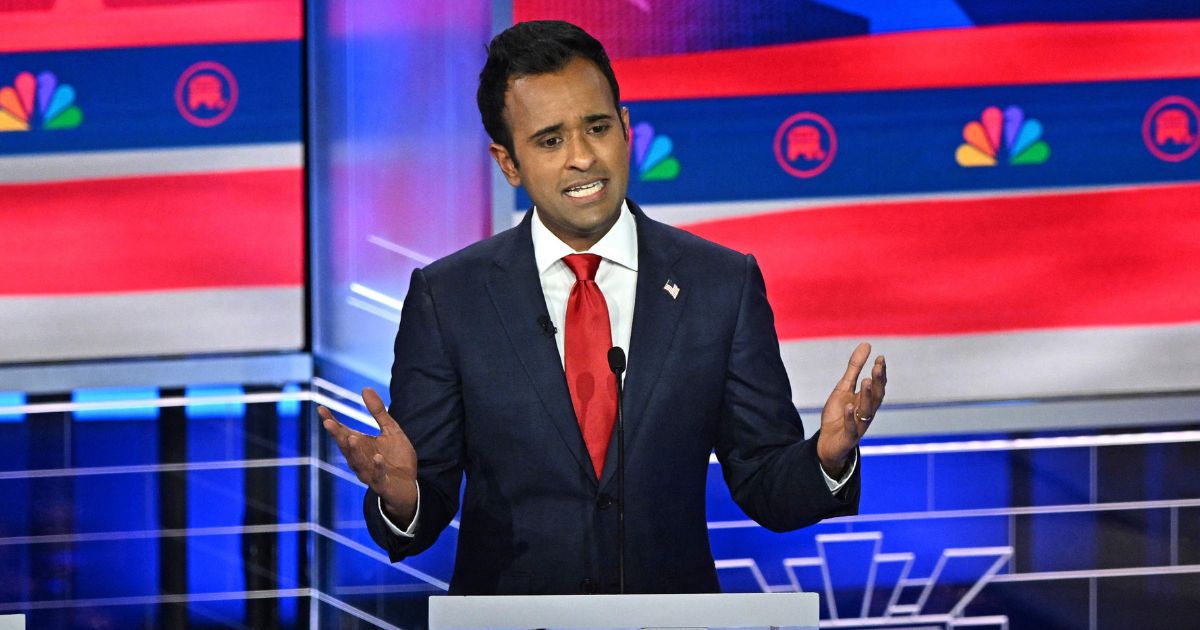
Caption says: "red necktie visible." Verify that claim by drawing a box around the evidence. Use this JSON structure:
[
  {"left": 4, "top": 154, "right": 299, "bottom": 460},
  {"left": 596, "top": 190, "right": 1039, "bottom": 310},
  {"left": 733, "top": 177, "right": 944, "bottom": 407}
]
[{"left": 562, "top": 253, "right": 617, "bottom": 477}]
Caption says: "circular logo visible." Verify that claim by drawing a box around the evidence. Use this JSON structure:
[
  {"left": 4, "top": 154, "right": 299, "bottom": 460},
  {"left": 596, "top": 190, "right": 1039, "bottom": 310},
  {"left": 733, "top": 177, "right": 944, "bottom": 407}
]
[
  {"left": 175, "top": 61, "right": 238, "bottom": 128},
  {"left": 1141, "top": 96, "right": 1200, "bottom": 163},
  {"left": 773, "top": 112, "right": 837, "bottom": 178}
]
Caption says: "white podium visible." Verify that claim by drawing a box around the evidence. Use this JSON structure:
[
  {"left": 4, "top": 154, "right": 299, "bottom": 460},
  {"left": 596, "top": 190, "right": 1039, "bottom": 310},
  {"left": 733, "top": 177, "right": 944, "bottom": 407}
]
[
  {"left": 428, "top": 593, "right": 819, "bottom": 629},
  {"left": 0, "top": 615, "right": 24, "bottom": 630}
]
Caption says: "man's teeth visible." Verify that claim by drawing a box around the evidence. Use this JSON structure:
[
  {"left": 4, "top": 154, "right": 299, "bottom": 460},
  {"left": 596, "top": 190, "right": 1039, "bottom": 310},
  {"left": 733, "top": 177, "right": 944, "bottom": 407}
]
[{"left": 565, "top": 181, "right": 604, "bottom": 198}]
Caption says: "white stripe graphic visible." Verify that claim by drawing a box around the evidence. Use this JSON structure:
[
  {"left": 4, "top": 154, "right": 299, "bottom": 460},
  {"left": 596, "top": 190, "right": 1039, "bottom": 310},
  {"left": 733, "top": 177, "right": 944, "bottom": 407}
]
[
  {"left": 349, "top": 282, "right": 405, "bottom": 311},
  {"left": 0, "top": 287, "right": 304, "bottom": 363},
  {"left": 0, "top": 143, "right": 303, "bottom": 183},
  {"left": 779, "top": 323, "right": 1200, "bottom": 409},
  {"left": 367, "top": 234, "right": 435, "bottom": 265}
]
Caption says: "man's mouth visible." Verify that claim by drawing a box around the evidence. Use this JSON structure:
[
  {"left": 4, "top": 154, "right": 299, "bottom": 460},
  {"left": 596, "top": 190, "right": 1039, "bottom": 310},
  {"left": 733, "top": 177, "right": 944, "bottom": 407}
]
[{"left": 564, "top": 180, "right": 606, "bottom": 199}]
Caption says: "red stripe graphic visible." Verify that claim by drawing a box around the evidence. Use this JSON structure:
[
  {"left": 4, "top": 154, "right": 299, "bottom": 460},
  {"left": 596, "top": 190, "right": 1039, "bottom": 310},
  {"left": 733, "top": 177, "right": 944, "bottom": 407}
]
[
  {"left": 681, "top": 184, "right": 1200, "bottom": 339},
  {"left": 0, "top": 0, "right": 301, "bottom": 53},
  {"left": 616, "top": 20, "right": 1200, "bottom": 101},
  {"left": 0, "top": 168, "right": 303, "bottom": 295}
]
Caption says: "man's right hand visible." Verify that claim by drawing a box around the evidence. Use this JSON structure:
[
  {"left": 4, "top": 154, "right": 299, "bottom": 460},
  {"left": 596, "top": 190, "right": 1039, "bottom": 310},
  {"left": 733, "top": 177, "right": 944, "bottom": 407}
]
[{"left": 319, "top": 387, "right": 419, "bottom": 529}]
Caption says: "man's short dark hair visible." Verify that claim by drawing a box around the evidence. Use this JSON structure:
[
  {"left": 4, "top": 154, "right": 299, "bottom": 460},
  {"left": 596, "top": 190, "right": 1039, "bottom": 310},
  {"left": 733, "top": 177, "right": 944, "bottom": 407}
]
[{"left": 477, "top": 20, "right": 622, "bottom": 164}]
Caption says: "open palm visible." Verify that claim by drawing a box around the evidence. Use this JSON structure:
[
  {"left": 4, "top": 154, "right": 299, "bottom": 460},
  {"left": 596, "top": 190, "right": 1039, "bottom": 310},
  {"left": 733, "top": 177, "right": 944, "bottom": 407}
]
[
  {"left": 817, "top": 343, "right": 887, "bottom": 476},
  {"left": 319, "top": 387, "right": 419, "bottom": 527}
]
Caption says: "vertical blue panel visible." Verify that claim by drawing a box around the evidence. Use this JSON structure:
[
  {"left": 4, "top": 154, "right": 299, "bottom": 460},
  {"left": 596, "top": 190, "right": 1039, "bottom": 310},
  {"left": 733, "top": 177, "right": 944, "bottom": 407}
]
[
  {"left": 932, "top": 450, "right": 1012, "bottom": 510},
  {"left": 0, "top": 419, "right": 29, "bottom": 605},
  {"left": 308, "top": 0, "right": 500, "bottom": 581},
  {"left": 822, "top": 536, "right": 879, "bottom": 618},
  {"left": 277, "top": 382, "right": 302, "bottom": 419},
  {"left": 0, "top": 392, "right": 25, "bottom": 422},
  {"left": 70, "top": 409, "right": 158, "bottom": 630},
  {"left": 309, "top": 0, "right": 493, "bottom": 383},
  {"left": 277, "top": 400, "right": 301, "bottom": 625},
  {"left": 72, "top": 416, "right": 159, "bottom": 527},
  {"left": 277, "top": 530, "right": 300, "bottom": 624},
  {"left": 1025, "top": 511, "right": 1097, "bottom": 572},
  {"left": 332, "top": 456, "right": 377, "bottom": 586},
  {"left": 860, "top": 452, "right": 929, "bottom": 514},
  {"left": 72, "top": 387, "right": 160, "bottom": 421},
  {"left": 184, "top": 385, "right": 246, "bottom": 420},
  {"left": 187, "top": 396, "right": 245, "bottom": 624},
  {"left": 277, "top": 408, "right": 302, "bottom": 522},
  {"left": 0, "top": 412, "right": 31, "bottom": 473},
  {"left": 1028, "top": 447, "right": 1091, "bottom": 506}
]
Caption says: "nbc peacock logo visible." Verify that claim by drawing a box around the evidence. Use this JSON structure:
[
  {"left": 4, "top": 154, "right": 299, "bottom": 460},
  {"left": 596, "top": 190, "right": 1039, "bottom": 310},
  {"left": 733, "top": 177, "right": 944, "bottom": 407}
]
[
  {"left": 955, "top": 106, "right": 1048, "bottom": 167},
  {"left": 632, "top": 121, "right": 680, "bottom": 181},
  {"left": 0, "top": 71, "right": 82, "bottom": 132}
]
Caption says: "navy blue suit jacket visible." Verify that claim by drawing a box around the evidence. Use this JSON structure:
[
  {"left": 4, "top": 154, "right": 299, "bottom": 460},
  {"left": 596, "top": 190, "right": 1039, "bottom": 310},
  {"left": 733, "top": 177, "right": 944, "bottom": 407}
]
[{"left": 363, "top": 201, "right": 859, "bottom": 594}]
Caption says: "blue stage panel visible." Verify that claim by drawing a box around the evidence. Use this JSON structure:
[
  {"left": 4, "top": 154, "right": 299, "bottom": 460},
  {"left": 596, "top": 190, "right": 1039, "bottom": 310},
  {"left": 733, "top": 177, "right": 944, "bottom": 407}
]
[
  {"left": 859, "top": 452, "right": 929, "bottom": 514},
  {"left": 1024, "top": 447, "right": 1092, "bottom": 507},
  {"left": 931, "top": 450, "right": 1012, "bottom": 511},
  {"left": 1023, "top": 511, "right": 1099, "bottom": 573}
]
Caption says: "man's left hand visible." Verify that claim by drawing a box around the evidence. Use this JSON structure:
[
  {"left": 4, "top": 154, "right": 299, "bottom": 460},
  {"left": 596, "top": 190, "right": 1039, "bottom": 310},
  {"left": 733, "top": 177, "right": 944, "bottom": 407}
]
[{"left": 817, "top": 342, "right": 887, "bottom": 477}]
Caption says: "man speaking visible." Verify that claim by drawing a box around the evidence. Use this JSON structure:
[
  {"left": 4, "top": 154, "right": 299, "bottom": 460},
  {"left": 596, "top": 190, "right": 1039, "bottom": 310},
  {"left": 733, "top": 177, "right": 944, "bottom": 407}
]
[{"left": 320, "top": 20, "right": 886, "bottom": 595}]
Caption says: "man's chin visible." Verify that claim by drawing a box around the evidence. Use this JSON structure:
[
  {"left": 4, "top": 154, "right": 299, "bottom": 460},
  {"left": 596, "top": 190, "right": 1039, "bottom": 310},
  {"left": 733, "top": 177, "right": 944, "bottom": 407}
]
[{"left": 534, "top": 203, "right": 622, "bottom": 245}]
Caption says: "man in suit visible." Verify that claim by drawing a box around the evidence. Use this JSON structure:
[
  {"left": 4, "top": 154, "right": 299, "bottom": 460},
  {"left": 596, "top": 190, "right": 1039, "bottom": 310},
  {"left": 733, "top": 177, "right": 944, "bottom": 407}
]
[{"left": 319, "top": 20, "right": 886, "bottom": 595}]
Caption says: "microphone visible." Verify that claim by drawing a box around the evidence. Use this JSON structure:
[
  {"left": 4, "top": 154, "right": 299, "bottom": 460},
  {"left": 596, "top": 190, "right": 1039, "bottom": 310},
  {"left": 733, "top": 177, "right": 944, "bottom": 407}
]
[
  {"left": 607, "top": 346, "right": 627, "bottom": 594},
  {"left": 607, "top": 347, "right": 626, "bottom": 375},
  {"left": 537, "top": 315, "right": 557, "bottom": 337}
]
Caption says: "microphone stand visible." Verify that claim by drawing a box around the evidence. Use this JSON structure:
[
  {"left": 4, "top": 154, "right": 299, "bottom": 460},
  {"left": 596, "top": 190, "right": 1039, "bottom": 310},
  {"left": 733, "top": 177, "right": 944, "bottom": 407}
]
[{"left": 607, "top": 347, "right": 627, "bottom": 594}]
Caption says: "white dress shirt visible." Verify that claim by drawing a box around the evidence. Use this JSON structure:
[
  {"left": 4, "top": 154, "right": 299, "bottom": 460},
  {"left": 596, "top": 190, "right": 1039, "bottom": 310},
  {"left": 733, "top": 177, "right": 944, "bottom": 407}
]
[
  {"left": 532, "top": 199, "right": 639, "bottom": 368},
  {"left": 380, "top": 202, "right": 854, "bottom": 537}
]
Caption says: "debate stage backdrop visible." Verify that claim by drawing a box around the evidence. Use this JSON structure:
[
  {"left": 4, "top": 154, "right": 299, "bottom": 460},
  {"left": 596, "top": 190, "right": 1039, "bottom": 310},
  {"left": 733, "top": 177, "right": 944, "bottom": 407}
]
[
  {"left": 512, "top": 0, "right": 1200, "bottom": 409},
  {"left": 0, "top": 0, "right": 305, "bottom": 364},
  {"left": 1, "top": 2, "right": 1199, "bottom": 628}
]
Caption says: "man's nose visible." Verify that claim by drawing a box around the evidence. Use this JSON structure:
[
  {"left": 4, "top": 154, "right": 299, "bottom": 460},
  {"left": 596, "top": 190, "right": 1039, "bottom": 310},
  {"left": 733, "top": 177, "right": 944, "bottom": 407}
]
[{"left": 565, "top": 137, "right": 597, "bottom": 170}]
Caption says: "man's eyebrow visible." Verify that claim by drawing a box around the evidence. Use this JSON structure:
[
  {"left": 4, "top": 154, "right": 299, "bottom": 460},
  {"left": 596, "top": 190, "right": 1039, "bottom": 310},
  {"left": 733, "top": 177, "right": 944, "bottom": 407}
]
[
  {"left": 527, "top": 113, "right": 615, "bottom": 141},
  {"left": 528, "top": 123, "right": 563, "bottom": 141}
]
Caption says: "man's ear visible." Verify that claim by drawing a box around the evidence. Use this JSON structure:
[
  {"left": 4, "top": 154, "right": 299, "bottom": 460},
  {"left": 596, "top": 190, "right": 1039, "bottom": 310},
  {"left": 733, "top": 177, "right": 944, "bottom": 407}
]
[
  {"left": 620, "top": 106, "right": 631, "bottom": 143},
  {"left": 489, "top": 143, "right": 522, "bottom": 187}
]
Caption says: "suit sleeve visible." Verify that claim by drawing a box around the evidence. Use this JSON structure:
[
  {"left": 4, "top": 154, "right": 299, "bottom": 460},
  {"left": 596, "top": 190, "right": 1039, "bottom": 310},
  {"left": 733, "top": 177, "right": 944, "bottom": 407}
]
[
  {"left": 362, "top": 267, "right": 465, "bottom": 561},
  {"left": 714, "top": 254, "right": 860, "bottom": 532}
]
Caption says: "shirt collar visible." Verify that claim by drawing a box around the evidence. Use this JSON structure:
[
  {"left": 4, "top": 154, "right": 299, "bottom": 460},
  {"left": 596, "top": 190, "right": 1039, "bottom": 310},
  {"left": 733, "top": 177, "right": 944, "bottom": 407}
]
[{"left": 531, "top": 200, "right": 639, "bottom": 274}]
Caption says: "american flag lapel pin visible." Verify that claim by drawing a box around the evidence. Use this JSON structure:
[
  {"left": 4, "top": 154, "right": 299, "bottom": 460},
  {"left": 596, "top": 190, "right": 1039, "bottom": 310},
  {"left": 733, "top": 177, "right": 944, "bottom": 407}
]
[{"left": 663, "top": 279, "right": 680, "bottom": 300}]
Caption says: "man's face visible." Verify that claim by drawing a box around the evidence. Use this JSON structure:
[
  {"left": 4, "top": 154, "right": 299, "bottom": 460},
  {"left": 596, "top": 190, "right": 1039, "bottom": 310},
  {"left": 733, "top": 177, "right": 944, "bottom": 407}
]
[{"left": 490, "top": 56, "right": 630, "bottom": 252}]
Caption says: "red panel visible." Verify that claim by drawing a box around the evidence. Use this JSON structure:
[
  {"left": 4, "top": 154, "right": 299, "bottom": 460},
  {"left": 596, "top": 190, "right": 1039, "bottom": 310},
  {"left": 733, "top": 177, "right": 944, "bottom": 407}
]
[
  {"left": 0, "top": 0, "right": 301, "bottom": 52},
  {"left": 681, "top": 184, "right": 1200, "bottom": 339},
  {"left": 0, "top": 168, "right": 303, "bottom": 295},
  {"left": 104, "top": 0, "right": 264, "bottom": 6},
  {"left": 0, "top": 0, "right": 55, "bottom": 10},
  {"left": 615, "top": 21, "right": 1200, "bottom": 100}
]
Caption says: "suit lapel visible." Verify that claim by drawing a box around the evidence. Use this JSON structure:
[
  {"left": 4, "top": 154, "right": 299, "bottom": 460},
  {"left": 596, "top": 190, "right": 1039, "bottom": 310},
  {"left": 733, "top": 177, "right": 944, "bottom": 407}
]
[
  {"left": 486, "top": 211, "right": 597, "bottom": 485},
  {"left": 599, "top": 203, "right": 686, "bottom": 488}
]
